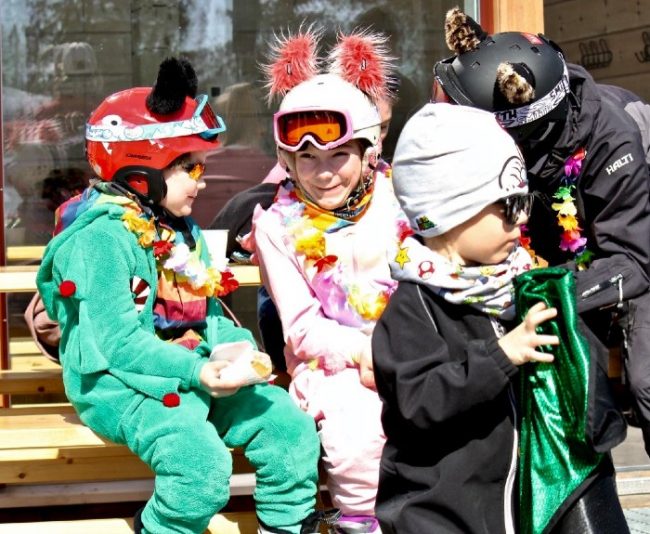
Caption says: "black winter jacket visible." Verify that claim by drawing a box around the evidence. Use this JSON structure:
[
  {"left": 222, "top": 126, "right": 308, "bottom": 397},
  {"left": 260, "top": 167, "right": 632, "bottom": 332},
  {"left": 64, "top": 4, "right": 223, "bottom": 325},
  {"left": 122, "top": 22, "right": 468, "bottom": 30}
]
[
  {"left": 372, "top": 279, "right": 625, "bottom": 534},
  {"left": 372, "top": 281, "right": 519, "bottom": 534},
  {"left": 526, "top": 65, "right": 650, "bottom": 315}
]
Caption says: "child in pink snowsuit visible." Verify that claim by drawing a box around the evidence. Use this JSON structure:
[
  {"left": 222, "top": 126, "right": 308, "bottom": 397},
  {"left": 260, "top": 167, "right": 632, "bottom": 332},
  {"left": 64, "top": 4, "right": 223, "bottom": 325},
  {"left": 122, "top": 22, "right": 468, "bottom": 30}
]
[{"left": 247, "top": 29, "right": 409, "bottom": 534}]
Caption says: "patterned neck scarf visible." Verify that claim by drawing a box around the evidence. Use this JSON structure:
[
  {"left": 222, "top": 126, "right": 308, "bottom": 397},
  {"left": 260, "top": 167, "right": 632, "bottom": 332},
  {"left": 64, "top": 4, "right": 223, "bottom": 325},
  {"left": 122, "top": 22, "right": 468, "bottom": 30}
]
[
  {"left": 390, "top": 236, "right": 533, "bottom": 319},
  {"left": 292, "top": 171, "right": 375, "bottom": 223}
]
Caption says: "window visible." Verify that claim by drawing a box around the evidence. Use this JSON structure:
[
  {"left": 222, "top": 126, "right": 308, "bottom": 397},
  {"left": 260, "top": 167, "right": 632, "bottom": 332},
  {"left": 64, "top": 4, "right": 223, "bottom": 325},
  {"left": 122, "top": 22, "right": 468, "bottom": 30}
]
[{"left": 1, "top": 0, "right": 477, "bottom": 337}]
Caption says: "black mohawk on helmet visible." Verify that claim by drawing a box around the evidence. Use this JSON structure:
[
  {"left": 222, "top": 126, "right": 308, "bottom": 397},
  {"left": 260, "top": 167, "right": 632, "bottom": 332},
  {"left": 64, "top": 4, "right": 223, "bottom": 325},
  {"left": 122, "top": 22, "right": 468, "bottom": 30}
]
[{"left": 146, "top": 57, "right": 198, "bottom": 115}]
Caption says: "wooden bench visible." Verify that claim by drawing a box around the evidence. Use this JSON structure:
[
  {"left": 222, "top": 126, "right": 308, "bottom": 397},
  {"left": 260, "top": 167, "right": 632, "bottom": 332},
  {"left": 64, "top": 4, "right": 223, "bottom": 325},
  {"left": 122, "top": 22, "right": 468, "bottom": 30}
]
[
  {"left": 0, "top": 263, "right": 265, "bottom": 531},
  {"left": 0, "top": 397, "right": 255, "bottom": 491}
]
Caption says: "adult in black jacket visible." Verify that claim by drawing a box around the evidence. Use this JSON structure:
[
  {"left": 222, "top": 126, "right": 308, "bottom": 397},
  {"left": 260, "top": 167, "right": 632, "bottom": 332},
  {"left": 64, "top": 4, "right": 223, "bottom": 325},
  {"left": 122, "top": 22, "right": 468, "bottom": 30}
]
[{"left": 432, "top": 7, "right": 650, "bottom": 453}]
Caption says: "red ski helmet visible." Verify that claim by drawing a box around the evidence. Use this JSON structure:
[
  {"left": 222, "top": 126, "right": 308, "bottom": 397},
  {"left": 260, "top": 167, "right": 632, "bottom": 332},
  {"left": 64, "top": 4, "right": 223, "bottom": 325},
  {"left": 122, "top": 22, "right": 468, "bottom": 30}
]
[{"left": 85, "top": 58, "right": 225, "bottom": 204}]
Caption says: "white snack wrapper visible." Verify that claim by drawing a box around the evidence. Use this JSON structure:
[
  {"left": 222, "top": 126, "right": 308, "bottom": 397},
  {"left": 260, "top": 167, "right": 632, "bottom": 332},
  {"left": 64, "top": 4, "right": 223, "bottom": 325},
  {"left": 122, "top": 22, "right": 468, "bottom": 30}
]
[{"left": 208, "top": 341, "right": 273, "bottom": 396}]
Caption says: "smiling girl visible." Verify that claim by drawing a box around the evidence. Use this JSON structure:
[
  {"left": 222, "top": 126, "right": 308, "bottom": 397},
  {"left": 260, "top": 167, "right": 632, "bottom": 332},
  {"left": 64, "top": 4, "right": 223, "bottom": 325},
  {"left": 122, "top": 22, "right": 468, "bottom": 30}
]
[{"left": 248, "top": 30, "right": 409, "bottom": 533}]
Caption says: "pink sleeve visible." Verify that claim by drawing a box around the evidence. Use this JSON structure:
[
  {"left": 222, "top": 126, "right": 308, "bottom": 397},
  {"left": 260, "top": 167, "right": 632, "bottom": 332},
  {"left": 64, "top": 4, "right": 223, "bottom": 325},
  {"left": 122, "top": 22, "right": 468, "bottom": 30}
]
[{"left": 254, "top": 219, "right": 369, "bottom": 374}]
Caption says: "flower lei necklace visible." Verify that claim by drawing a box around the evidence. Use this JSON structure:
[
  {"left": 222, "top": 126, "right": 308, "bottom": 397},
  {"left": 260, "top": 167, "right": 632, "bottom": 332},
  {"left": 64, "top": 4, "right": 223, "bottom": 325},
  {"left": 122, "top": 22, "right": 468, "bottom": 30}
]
[
  {"left": 280, "top": 181, "right": 409, "bottom": 322},
  {"left": 521, "top": 147, "right": 594, "bottom": 270},
  {"left": 121, "top": 208, "right": 238, "bottom": 297}
]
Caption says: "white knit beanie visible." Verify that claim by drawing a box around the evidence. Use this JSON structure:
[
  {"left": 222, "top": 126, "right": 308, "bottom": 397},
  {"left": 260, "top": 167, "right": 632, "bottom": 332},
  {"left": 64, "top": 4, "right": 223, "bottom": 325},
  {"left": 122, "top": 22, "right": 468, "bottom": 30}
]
[{"left": 392, "top": 103, "right": 528, "bottom": 237}]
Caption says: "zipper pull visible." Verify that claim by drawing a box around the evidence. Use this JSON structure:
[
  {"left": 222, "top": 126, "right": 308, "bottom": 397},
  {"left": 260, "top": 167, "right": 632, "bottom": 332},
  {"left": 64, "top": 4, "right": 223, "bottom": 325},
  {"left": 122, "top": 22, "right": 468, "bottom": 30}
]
[{"left": 580, "top": 273, "right": 623, "bottom": 299}]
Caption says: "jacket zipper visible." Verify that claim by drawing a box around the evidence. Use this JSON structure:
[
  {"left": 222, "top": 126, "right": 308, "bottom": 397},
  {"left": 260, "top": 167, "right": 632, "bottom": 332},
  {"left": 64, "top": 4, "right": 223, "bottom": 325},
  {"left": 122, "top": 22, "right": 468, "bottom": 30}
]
[
  {"left": 580, "top": 273, "right": 623, "bottom": 300},
  {"left": 490, "top": 317, "right": 517, "bottom": 534},
  {"left": 504, "top": 385, "right": 518, "bottom": 534}
]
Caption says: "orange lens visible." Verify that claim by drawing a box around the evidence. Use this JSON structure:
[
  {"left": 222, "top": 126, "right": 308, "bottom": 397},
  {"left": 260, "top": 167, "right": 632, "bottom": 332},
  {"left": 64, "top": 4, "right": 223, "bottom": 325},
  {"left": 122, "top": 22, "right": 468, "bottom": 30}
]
[
  {"left": 280, "top": 111, "right": 347, "bottom": 147},
  {"left": 184, "top": 162, "right": 205, "bottom": 181}
]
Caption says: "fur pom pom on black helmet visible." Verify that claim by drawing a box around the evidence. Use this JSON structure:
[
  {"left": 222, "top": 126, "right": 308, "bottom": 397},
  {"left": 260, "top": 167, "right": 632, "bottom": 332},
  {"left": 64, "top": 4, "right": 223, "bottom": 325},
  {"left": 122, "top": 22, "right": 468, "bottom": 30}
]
[{"left": 433, "top": 8, "right": 570, "bottom": 147}]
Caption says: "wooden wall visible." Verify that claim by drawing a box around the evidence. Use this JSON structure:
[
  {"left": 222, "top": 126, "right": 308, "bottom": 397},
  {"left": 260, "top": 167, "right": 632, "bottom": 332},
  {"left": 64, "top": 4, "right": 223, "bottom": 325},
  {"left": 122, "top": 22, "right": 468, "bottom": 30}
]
[
  {"left": 544, "top": 0, "right": 650, "bottom": 100},
  {"left": 489, "top": 0, "right": 545, "bottom": 34}
]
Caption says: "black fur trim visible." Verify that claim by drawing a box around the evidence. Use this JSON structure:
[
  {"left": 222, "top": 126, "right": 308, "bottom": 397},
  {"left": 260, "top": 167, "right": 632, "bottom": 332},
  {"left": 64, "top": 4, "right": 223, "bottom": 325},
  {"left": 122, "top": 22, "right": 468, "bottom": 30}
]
[{"left": 146, "top": 57, "right": 198, "bottom": 115}]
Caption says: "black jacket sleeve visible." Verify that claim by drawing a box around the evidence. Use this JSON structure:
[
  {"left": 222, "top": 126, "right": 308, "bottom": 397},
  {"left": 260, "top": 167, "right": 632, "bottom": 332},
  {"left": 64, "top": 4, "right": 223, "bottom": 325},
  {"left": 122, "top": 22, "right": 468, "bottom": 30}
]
[
  {"left": 573, "top": 102, "right": 650, "bottom": 312},
  {"left": 372, "top": 282, "right": 518, "bottom": 432}
]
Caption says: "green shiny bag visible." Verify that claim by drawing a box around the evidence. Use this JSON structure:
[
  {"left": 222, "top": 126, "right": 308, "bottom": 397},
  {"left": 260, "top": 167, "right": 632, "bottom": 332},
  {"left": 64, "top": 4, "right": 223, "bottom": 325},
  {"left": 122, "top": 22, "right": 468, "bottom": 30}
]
[{"left": 514, "top": 267, "right": 625, "bottom": 534}]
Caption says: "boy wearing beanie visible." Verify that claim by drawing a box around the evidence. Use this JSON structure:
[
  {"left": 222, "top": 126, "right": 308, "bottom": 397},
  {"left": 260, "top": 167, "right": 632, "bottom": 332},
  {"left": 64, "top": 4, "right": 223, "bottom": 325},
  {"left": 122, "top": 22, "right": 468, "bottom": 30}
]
[{"left": 372, "top": 103, "right": 628, "bottom": 533}]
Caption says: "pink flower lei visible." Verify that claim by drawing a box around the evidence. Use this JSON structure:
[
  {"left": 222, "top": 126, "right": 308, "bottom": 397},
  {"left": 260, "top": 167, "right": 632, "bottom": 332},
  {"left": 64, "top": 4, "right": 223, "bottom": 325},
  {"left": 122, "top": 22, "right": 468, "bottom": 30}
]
[{"left": 521, "top": 147, "right": 594, "bottom": 270}]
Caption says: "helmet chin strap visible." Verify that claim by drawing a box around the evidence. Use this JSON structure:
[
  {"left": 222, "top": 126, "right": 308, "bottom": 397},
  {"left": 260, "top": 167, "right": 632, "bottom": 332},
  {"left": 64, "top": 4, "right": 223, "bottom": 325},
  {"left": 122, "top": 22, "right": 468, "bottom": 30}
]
[{"left": 112, "top": 166, "right": 167, "bottom": 206}]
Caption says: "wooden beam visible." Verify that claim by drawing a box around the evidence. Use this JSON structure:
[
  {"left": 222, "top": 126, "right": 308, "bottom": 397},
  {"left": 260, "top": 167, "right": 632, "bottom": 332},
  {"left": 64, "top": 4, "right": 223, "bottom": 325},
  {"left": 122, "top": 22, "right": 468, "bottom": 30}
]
[
  {"left": 0, "top": 264, "right": 261, "bottom": 293},
  {"left": 0, "top": 474, "right": 258, "bottom": 509},
  {"left": 490, "top": 0, "right": 545, "bottom": 34},
  {"left": 0, "top": 369, "right": 65, "bottom": 396},
  {"left": 6, "top": 246, "right": 46, "bottom": 262}
]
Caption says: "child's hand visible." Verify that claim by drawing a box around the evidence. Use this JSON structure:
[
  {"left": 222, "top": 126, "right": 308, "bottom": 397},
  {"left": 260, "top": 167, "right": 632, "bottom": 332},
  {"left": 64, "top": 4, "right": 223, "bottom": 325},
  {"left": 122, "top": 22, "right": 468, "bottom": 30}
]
[
  {"left": 498, "top": 302, "right": 559, "bottom": 366},
  {"left": 199, "top": 360, "right": 242, "bottom": 397}
]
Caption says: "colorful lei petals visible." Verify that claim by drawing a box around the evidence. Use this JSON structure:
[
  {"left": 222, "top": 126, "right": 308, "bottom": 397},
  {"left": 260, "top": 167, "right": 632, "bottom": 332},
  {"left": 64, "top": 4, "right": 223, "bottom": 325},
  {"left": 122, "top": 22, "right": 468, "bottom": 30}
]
[
  {"left": 214, "top": 270, "right": 239, "bottom": 297},
  {"left": 520, "top": 147, "right": 592, "bottom": 269},
  {"left": 122, "top": 210, "right": 156, "bottom": 247},
  {"left": 121, "top": 205, "right": 239, "bottom": 299},
  {"left": 153, "top": 239, "right": 174, "bottom": 259},
  {"left": 557, "top": 214, "right": 580, "bottom": 232},
  {"left": 164, "top": 242, "right": 191, "bottom": 271},
  {"left": 551, "top": 199, "right": 577, "bottom": 217},
  {"left": 397, "top": 219, "right": 414, "bottom": 242},
  {"left": 290, "top": 217, "right": 326, "bottom": 260},
  {"left": 564, "top": 147, "right": 586, "bottom": 177},
  {"left": 559, "top": 230, "right": 588, "bottom": 252},
  {"left": 314, "top": 254, "right": 339, "bottom": 273},
  {"left": 553, "top": 185, "right": 575, "bottom": 201},
  {"left": 347, "top": 286, "right": 390, "bottom": 321}
]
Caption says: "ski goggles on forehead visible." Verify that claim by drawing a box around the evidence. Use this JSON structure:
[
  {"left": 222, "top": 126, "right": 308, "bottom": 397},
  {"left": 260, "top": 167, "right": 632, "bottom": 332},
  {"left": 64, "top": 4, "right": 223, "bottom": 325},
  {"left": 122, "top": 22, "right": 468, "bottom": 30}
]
[
  {"left": 498, "top": 193, "right": 535, "bottom": 225},
  {"left": 274, "top": 109, "right": 354, "bottom": 152},
  {"left": 192, "top": 94, "right": 227, "bottom": 140},
  {"left": 85, "top": 94, "right": 226, "bottom": 142}
]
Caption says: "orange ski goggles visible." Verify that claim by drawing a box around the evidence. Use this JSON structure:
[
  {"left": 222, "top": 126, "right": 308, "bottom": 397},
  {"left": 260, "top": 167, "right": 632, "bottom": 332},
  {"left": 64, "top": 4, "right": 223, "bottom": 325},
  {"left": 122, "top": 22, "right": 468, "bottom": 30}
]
[{"left": 274, "top": 109, "right": 354, "bottom": 152}]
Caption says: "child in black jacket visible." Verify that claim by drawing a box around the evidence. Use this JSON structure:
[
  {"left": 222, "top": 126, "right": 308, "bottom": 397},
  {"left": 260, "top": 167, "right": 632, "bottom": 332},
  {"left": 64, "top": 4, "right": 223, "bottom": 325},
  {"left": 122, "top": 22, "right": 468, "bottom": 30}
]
[{"left": 372, "top": 103, "right": 628, "bottom": 534}]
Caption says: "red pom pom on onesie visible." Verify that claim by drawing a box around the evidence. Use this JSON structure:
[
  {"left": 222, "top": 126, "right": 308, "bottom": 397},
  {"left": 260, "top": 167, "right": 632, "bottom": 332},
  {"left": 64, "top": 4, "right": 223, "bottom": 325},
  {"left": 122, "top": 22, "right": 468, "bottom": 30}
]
[
  {"left": 162, "top": 393, "right": 180, "bottom": 408},
  {"left": 59, "top": 280, "right": 77, "bottom": 297}
]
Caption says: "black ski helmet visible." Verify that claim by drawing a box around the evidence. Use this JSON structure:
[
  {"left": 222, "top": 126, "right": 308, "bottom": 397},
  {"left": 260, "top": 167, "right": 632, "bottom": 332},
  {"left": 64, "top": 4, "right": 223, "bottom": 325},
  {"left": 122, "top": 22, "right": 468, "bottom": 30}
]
[{"left": 434, "top": 30, "right": 570, "bottom": 147}]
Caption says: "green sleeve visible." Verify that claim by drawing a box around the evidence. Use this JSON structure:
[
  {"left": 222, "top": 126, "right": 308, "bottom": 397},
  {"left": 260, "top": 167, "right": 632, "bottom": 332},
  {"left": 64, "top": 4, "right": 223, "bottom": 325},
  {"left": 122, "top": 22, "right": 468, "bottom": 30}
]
[{"left": 51, "top": 221, "right": 203, "bottom": 390}]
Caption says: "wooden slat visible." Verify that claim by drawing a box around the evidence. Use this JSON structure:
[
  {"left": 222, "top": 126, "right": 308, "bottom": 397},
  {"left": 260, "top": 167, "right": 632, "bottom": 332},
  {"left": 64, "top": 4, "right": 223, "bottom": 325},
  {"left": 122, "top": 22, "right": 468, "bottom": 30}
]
[
  {"left": 10, "top": 338, "right": 42, "bottom": 355},
  {"left": 0, "top": 406, "right": 254, "bottom": 485},
  {"left": 0, "top": 473, "right": 257, "bottom": 509},
  {"left": 10, "top": 354, "right": 61, "bottom": 371},
  {"left": 0, "top": 511, "right": 258, "bottom": 533},
  {"left": 0, "top": 518, "right": 136, "bottom": 534},
  {"left": 0, "top": 403, "right": 74, "bottom": 416},
  {"left": 0, "top": 265, "right": 39, "bottom": 293},
  {"left": 493, "top": 0, "right": 544, "bottom": 33},
  {"left": 0, "top": 451, "right": 152, "bottom": 485},
  {"left": 545, "top": 0, "right": 650, "bottom": 42},
  {"left": 6, "top": 246, "right": 46, "bottom": 262},
  {"left": 0, "top": 264, "right": 261, "bottom": 293},
  {"left": 0, "top": 369, "right": 65, "bottom": 395}
]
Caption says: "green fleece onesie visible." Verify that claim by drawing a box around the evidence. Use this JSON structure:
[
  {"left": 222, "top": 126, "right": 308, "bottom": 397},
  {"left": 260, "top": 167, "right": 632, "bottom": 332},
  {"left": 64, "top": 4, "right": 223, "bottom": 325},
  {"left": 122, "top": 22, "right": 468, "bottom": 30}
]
[{"left": 37, "top": 197, "right": 320, "bottom": 534}]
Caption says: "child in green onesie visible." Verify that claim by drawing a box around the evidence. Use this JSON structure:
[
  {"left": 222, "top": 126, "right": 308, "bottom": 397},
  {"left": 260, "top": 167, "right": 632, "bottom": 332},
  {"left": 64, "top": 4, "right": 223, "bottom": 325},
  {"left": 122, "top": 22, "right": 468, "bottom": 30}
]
[{"left": 37, "top": 57, "right": 326, "bottom": 534}]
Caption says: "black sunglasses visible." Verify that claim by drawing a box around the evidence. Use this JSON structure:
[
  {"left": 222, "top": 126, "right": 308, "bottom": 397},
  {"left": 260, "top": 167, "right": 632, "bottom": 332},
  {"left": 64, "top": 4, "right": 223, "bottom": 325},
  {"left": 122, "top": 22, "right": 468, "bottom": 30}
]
[{"left": 498, "top": 193, "right": 535, "bottom": 225}]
